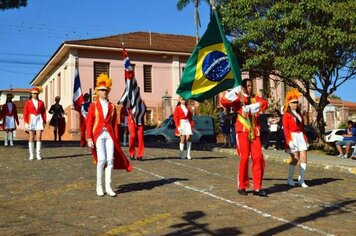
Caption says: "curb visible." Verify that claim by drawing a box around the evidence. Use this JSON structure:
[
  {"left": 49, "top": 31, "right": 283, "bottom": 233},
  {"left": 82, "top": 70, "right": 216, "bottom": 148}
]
[{"left": 212, "top": 147, "right": 356, "bottom": 175}]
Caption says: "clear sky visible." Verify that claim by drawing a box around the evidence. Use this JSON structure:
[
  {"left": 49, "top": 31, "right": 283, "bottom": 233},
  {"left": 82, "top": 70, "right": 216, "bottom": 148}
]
[{"left": 0, "top": 0, "right": 354, "bottom": 102}]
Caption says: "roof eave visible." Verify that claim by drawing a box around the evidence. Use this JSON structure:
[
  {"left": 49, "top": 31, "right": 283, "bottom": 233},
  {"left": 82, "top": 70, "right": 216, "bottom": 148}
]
[{"left": 31, "top": 43, "right": 192, "bottom": 86}]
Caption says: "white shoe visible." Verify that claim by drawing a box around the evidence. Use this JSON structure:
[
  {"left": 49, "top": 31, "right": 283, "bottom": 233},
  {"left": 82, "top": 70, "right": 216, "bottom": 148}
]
[
  {"left": 298, "top": 182, "right": 309, "bottom": 188},
  {"left": 29, "top": 156, "right": 33, "bottom": 160},
  {"left": 36, "top": 156, "right": 42, "bottom": 160},
  {"left": 343, "top": 154, "right": 349, "bottom": 159},
  {"left": 337, "top": 154, "right": 343, "bottom": 158},
  {"left": 287, "top": 179, "right": 295, "bottom": 186},
  {"left": 106, "top": 188, "right": 117, "bottom": 197},
  {"left": 186, "top": 155, "right": 192, "bottom": 160},
  {"left": 96, "top": 187, "right": 104, "bottom": 196}
]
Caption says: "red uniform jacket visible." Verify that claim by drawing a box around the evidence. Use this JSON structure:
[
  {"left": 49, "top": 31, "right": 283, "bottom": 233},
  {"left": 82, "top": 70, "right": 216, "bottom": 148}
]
[
  {"left": 23, "top": 99, "right": 46, "bottom": 124},
  {"left": 282, "top": 112, "right": 308, "bottom": 145},
  {"left": 86, "top": 101, "right": 132, "bottom": 171},
  {"left": 173, "top": 105, "right": 194, "bottom": 137},
  {"left": 221, "top": 93, "right": 267, "bottom": 137},
  {"left": 1, "top": 102, "right": 19, "bottom": 129}
]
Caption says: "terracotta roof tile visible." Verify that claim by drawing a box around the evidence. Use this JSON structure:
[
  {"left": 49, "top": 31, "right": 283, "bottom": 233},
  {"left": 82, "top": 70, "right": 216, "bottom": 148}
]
[
  {"left": 0, "top": 88, "right": 31, "bottom": 93},
  {"left": 65, "top": 32, "right": 196, "bottom": 53}
]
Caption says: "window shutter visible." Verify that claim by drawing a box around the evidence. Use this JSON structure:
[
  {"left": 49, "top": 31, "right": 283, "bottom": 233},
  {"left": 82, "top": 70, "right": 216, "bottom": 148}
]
[{"left": 143, "top": 65, "right": 152, "bottom": 93}]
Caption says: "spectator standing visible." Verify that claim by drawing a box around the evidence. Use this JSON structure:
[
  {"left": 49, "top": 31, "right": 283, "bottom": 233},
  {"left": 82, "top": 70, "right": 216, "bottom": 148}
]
[
  {"left": 335, "top": 120, "right": 356, "bottom": 159},
  {"left": 218, "top": 107, "right": 231, "bottom": 148},
  {"left": 263, "top": 109, "right": 283, "bottom": 150},
  {"left": 230, "top": 107, "right": 237, "bottom": 148}
]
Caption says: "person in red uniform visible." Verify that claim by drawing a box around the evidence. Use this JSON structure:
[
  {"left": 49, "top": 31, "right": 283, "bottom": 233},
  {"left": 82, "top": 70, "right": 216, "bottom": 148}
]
[
  {"left": 24, "top": 87, "right": 46, "bottom": 160},
  {"left": 220, "top": 78, "right": 268, "bottom": 197},
  {"left": 173, "top": 98, "right": 194, "bottom": 159},
  {"left": 128, "top": 100, "right": 146, "bottom": 161},
  {"left": 1, "top": 93, "right": 19, "bottom": 146},
  {"left": 79, "top": 93, "right": 91, "bottom": 147},
  {"left": 86, "top": 73, "right": 132, "bottom": 197},
  {"left": 282, "top": 89, "right": 309, "bottom": 188}
]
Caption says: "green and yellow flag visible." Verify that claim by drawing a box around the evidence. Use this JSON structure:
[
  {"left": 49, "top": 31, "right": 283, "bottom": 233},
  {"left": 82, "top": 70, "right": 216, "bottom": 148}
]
[{"left": 176, "top": 10, "right": 242, "bottom": 102}]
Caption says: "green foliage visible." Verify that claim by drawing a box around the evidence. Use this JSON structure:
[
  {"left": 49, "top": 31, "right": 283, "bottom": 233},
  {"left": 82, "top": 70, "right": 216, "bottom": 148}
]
[
  {"left": 338, "top": 122, "right": 347, "bottom": 129},
  {"left": 0, "top": 0, "right": 27, "bottom": 10},
  {"left": 197, "top": 98, "right": 220, "bottom": 132}
]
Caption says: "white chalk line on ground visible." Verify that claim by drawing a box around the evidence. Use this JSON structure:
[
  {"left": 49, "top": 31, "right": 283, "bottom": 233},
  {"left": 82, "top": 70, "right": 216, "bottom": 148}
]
[
  {"left": 133, "top": 165, "right": 334, "bottom": 236},
  {"left": 146, "top": 155, "right": 356, "bottom": 214}
]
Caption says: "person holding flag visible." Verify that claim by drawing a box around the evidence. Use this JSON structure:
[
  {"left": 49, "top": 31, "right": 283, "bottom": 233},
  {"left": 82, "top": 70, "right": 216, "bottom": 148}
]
[
  {"left": 220, "top": 79, "right": 268, "bottom": 197},
  {"left": 118, "top": 47, "right": 146, "bottom": 161},
  {"left": 86, "top": 73, "right": 132, "bottom": 197}
]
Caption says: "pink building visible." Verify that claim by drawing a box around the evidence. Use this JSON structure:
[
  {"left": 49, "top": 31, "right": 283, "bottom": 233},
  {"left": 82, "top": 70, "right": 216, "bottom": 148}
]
[{"left": 31, "top": 32, "right": 196, "bottom": 140}]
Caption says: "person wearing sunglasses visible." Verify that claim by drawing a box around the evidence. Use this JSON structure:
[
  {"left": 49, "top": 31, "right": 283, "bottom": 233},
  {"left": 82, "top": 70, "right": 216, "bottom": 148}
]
[{"left": 282, "top": 89, "right": 309, "bottom": 188}]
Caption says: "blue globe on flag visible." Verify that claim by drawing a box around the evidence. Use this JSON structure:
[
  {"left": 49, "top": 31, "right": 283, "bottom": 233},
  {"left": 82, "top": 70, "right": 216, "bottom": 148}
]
[{"left": 202, "top": 51, "right": 231, "bottom": 82}]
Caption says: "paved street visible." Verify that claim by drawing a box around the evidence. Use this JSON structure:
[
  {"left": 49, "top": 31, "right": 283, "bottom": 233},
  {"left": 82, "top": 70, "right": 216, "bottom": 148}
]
[{"left": 0, "top": 142, "right": 355, "bottom": 235}]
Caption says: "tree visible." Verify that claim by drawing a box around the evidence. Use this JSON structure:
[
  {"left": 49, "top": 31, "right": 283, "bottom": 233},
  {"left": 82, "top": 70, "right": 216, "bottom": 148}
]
[
  {"left": 218, "top": 0, "right": 356, "bottom": 142},
  {"left": 177, "top": 0, "right": 212, "bottom": 44},
  {"left": 0, "top": 0, "right": 27, "bottom": 10}
]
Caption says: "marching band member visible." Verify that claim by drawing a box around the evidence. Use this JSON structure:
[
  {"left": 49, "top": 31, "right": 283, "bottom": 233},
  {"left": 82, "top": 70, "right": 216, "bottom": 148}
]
[
  {"left": 283, "top": 89, "right": 309, "bottom": 188},
  {"left": 220, "top": 79, "right": 268, "bottom": 196},
  {"left": 1, "top": 93, "right": 19, "bottom": 146},
  {"left": 86, "top": 74, "right": 132, "bottom": 197},
  {"left": 24, "top": 87, "right": 46, "bottom": 160},
  {"left": 173, "top": 97, "right": 194, "bottom": 160},
  {"left": 79, "top": 93, "right": 91, "bottom": 147}
]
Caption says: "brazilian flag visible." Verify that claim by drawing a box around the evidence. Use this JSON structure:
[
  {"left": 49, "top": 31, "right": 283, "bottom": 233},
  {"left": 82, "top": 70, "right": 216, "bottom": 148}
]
[{"left": 176, "top": 10, "right": 242, "bottom": 102}]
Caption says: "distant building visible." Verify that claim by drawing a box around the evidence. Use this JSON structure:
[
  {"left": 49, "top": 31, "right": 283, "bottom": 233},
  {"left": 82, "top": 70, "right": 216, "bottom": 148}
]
[{"left": 324, "top": 99, "right": 356, "bottom": 130}]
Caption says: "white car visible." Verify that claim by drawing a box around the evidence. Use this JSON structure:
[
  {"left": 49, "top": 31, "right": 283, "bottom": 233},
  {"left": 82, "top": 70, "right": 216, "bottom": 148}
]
[{"left": 324, "top": 129, "right": 345, "bottom": 143}]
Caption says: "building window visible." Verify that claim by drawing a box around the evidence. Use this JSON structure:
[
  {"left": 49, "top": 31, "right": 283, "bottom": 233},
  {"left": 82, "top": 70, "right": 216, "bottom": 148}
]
[
  {"left": 19, "top": 96, "right": 28, "bottom": 101},
  {"left": 57, "top": 73, "right": 61, "bottom": 97},
  {"left": 94, "top": 62, "right": 110, "bottom": 86},
  {"left": 146, "top": 109, "right": 152, "bottom": 125},
  {"left": 143, "top": 65, "right": 152, "bottom": 93}
]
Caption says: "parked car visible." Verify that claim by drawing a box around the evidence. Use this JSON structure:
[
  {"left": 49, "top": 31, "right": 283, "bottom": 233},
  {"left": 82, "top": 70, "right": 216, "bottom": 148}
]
[
  {"left": 144, "top": 115, "right": 216, "bottom": 144},
  {"left": 259, "top": 113, "right": 318, "bottom": 147},
  {"left": 324, "top": 129, "right": 345, "bottom": 143}
]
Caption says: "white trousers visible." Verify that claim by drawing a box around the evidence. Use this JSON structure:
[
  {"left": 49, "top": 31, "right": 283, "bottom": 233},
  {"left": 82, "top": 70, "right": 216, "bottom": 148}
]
[{"left": 96, "top": 130, "right": 114, "bottom": 171}]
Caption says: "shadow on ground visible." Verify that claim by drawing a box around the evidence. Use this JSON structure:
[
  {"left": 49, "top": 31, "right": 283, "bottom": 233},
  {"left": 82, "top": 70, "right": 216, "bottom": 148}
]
[
  {"left": 164, "top": 211, "right": 241, "bottom": 235},
  {"left": 116, "top": 178, "right": 189, "bottom": 194}
]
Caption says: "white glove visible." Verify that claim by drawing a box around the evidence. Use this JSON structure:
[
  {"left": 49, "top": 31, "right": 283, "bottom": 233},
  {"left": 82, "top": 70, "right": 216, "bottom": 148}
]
[
  {"left": 87, "top": 139, "right": 94, "bottom": 149},
  {"left": 288, "top": 141, "right": 295, "bottom": 150},
  {"left": 247, "top": 103, "right": 261, "bottom": 114},
  {"left": 232, "top": 85, "right": 242, "bottom": 94},
  {"left": 24, "top": 123, "right": 30, "bottom": 131},
  {"left": 242, "top": 106, "right": 250, "bottom": 113}
]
